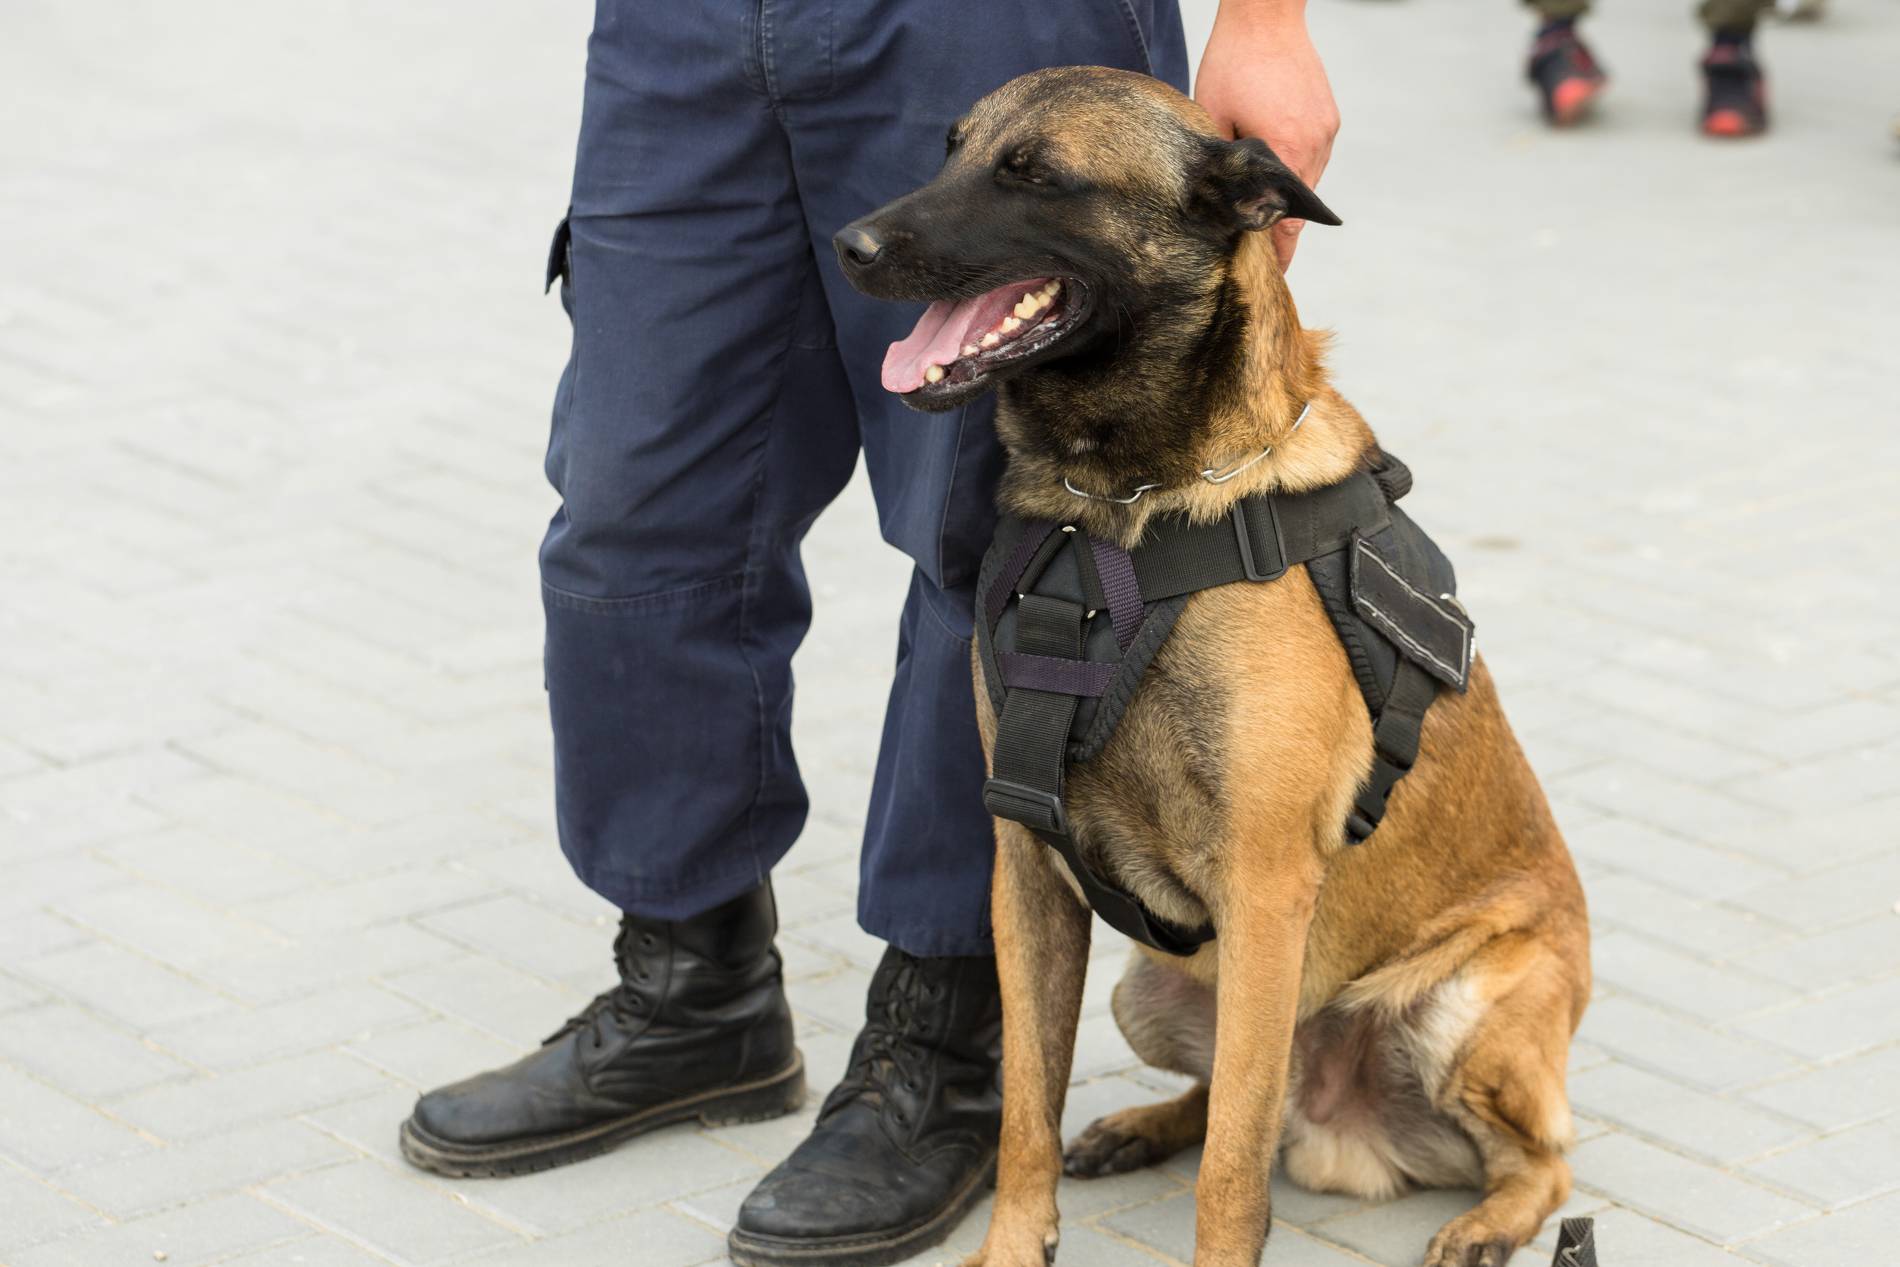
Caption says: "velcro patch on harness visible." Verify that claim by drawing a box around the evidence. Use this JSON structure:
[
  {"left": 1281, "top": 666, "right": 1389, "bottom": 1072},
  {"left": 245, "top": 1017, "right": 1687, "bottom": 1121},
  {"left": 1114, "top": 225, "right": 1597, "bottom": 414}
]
[{"left": 1349, "top": 534, "right": 1474, "bottom": 692}]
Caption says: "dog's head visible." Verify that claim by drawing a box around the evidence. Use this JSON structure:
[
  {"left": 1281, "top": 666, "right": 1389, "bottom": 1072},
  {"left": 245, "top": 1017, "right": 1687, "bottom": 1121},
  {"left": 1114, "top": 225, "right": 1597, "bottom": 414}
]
[{"left": 836, "top": 67, "right": 1337, "bottom": 413}]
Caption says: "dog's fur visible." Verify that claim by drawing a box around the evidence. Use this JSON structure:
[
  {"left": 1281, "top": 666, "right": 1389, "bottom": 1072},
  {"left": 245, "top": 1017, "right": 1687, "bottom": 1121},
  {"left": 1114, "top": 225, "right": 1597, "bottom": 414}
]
[{"left": 839, "top": 68, "right": 1590, "bottom": 1267}]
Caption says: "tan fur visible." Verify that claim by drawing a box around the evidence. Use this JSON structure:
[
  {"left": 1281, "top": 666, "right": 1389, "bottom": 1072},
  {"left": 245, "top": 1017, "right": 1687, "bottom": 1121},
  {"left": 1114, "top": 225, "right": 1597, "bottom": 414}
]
[{"left": 941, "top": 69, "right": 1591, "bottom": 1267}]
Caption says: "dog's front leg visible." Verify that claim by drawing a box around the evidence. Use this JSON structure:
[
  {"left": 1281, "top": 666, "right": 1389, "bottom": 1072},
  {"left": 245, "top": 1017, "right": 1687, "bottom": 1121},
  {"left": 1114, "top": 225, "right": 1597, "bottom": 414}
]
[
  {"left": 964, "top": 822, "right": 1090, "bottom": 1267},
  {"left": 1193, "top": 848, "right": 1322, "bottom": 1267}
]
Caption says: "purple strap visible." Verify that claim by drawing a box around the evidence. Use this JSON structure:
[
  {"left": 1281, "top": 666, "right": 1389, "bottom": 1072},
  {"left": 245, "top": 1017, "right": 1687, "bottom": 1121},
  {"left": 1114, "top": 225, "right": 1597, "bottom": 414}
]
[
  {"left": 1088, "top": 537, "right": 1144, "bottom": 651},
  {"left": 985, "top": 522, "right": 1057, "bottom": 627},
  {"left": 997, "top": 651, "right": 1115, "bottom": 697}
]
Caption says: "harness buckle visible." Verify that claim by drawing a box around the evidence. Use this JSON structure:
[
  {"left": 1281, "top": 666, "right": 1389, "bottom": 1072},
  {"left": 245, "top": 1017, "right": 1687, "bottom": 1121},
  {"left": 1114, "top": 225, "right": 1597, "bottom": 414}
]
[
  {"left": 1231, "top": 498, "right": 1289, "bottom": 582},
  {"left": 982, "top": 778, "right": 1069, "bottom": 837}
]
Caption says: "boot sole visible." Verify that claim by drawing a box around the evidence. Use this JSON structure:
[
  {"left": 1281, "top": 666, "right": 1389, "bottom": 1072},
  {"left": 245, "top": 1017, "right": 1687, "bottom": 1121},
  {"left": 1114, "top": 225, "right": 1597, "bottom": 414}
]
[
  {"left": 726, "top": 1149, "right": 997, "bottom": 1267},
  {"left": 397, "top": 1052, "right": 806, "bottom": 1178}
]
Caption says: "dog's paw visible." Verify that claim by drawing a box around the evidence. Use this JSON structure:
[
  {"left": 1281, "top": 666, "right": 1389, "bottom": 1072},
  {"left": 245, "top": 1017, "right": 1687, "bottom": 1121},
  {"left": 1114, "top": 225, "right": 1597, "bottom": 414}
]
[
  {"left": 1422, "top": 1217, "right": 1517, "bottom": 1267},
  {"left": 960, "top": 1226, "right": 1059, "bottom": 1267},
  {"left": 1062, "top": 1117, "right": 1163, "bottom": 1179}
]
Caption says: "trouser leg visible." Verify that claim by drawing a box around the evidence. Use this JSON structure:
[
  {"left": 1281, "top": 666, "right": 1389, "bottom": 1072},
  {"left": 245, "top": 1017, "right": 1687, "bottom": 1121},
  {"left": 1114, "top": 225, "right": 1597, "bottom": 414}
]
[
  {"left": 1699, "top": 0, "right": 1770, "bottom": 29},
  {"left": 540, "top": 2, "right": 860, "bottom": 917},
  {"left": 1526, "top": 0, "right": 1592, "bottom": 21},
  {"left": 775, "top": 0, "right": 1191, "bottom": 955}
]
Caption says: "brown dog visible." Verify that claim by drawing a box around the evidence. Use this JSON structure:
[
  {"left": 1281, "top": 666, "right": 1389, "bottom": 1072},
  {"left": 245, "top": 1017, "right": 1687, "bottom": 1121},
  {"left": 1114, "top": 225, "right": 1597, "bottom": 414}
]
[{"left": 836, "top": 68, "right": 1590, "bottom": 1267}]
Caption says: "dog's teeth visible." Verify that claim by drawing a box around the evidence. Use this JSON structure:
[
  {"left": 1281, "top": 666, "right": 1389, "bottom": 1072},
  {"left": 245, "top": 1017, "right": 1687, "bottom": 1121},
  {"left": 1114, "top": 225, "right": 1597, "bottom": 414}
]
[
  {"left": 961, "top": 343, "right": 979, "bottom": 358},
  {"left": 924, "top": 364, "right": 945, "bottom": 384},
  {"left": 1013, "top": 296, "right": 1037, "bottom": 319},
  {"left": 980, "top": 332, "right": 1001, "bottom": 349},
  {"left": 1000, "top": 316, "right": 1022, "bottom": 333}
]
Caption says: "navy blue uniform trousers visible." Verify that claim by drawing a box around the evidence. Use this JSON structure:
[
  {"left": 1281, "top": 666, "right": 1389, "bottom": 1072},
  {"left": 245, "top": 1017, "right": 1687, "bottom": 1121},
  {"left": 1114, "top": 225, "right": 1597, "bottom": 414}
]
[{"left": 542, "top": 0, "right": 1188, "bottom": 957}]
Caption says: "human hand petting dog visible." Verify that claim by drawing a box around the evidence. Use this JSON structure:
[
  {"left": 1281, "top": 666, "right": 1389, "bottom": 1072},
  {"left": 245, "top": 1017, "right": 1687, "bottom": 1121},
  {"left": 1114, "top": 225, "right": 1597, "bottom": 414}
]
[{"left": 1196, "top": 0, "right": 1339, "bottom": 269}]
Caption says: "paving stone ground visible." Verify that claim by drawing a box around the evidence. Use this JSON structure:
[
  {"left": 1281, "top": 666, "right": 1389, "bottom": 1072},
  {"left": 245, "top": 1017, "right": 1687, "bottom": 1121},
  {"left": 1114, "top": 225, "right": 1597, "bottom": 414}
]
[{"left": 2, "top": 1, "right": 1896, "bottom": 1265}]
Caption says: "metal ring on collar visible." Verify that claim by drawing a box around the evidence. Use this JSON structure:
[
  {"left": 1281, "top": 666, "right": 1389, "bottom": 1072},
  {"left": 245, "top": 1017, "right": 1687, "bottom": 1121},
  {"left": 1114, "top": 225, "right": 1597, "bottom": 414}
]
[
  {"left": 1061, "top": 402, "right": 1312, "bottom": 503},
  {"left": 1062, "top": 476, "right": 1162, "bottom": 505},
  {"left": 1199, "top": 402, "right": 1311, "bottom": 485}
]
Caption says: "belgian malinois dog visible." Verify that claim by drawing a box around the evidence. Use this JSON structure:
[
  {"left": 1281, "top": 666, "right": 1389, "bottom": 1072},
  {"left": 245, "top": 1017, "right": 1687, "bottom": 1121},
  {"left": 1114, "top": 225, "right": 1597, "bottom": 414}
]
[{"left": 836, "top": 68, "right": 1590, "bottom": 1267}]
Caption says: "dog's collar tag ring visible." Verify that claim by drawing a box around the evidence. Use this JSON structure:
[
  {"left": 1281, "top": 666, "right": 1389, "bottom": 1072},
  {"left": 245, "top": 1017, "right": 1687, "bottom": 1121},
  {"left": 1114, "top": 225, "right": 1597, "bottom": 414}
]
[
  {"left": 1201, "top": 402, "right": 1310, "bottom": 484},
  {"left": 1061, "top": 403, "right": 1310, "bottom": 502},
  {"left": 1062, "top": 476, "right": 1161, "bottom": 505}
]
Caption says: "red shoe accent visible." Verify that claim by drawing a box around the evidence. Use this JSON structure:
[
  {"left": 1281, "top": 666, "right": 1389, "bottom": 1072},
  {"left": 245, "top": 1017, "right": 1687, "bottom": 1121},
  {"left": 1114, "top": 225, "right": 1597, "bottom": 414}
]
[
  {"left": 1703, "top": 107, "right": 1762, "bottom": 137},
  {"left": 1551, "top": 77, "right": 1603, "bottom": 125}
]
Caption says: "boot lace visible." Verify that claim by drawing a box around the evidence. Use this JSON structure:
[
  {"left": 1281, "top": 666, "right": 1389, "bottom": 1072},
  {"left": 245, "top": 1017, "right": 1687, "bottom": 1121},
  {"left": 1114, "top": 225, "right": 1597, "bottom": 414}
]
[
  {"left": 821, "top": 955, "right": 942, "bottom": 1128},
  {"left": 546, "top": 919, "right": 659, "bottom": 1049}
]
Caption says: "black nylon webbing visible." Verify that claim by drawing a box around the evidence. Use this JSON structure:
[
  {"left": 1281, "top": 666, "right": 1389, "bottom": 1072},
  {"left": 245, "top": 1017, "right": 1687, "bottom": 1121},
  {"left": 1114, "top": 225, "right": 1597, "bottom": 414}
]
[
  {"left": 1346, "top": 659, "right": 1436, "bottom": 844},
  {"left": 986, "top": 595, "right": 1086, "bottom": 835},
  {"left": 980, "top": 454, "right": 1455, "bottom": 954},
  {"left": 1132, "top": 472, "right": 1391, "bottom": 602},
  {"left": 985, "top": 592, "right": 1214, "bottom": 953}
]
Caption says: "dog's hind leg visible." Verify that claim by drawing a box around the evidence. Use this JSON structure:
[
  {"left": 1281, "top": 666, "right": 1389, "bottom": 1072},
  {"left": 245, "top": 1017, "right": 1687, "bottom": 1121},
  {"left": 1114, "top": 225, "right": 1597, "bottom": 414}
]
[
  {"left": 1419, "top": 941, "right": 1583, "bottom": 1267},
  {"left": 1065, "top": 952, "right": 1214, "bottom": 1178},
  {"left": 964, "top": 824, "right": 1091, "bottom": 1267},
  {"left": 1065, "top": 1082, "right": 1208, "bottom": 1178}
]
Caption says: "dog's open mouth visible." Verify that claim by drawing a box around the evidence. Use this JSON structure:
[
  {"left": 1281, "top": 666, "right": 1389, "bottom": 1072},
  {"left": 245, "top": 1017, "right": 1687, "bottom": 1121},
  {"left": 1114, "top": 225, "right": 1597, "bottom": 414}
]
[{"left": 881, "top": 276, "right": 1087, "bottom": 397}]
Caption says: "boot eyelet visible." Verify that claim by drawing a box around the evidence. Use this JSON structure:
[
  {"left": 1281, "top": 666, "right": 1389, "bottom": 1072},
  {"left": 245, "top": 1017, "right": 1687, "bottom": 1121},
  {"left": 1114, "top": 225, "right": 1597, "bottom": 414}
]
[{"left": 639, "top": 934, "right": 658, "bottom": 950}]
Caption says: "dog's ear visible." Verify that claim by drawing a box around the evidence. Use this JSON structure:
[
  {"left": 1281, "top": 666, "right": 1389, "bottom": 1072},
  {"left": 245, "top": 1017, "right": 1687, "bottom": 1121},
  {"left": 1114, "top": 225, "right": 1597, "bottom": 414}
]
[{"left": 1188, "top": 136, "right": 1341, "bottom": 233}]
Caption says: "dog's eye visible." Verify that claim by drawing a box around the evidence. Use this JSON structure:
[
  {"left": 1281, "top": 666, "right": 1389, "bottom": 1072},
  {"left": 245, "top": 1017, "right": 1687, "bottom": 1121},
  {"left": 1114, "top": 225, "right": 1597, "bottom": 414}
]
[{"left": 997, "top": 151, "right": 1050, "bottom": 187}]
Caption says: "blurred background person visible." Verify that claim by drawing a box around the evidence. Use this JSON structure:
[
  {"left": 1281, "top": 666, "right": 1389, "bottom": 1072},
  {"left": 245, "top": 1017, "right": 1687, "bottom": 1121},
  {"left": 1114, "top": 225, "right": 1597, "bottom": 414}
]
[{"left": 1526, "top": 0, "right": 1773, "bottom": 136}]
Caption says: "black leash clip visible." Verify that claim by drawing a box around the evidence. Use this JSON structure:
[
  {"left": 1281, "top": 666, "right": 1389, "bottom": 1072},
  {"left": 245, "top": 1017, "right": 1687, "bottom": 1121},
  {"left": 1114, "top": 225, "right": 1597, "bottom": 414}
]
[{"left": 1552, "top": 1217, "right": 1597, "bottom": 1267}]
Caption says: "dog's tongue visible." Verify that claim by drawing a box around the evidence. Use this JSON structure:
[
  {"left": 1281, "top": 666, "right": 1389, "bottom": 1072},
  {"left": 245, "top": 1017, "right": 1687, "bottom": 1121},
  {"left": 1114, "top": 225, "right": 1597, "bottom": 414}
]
[{"left": 880, "top": 281, "right": 1039, "bottom": 394}]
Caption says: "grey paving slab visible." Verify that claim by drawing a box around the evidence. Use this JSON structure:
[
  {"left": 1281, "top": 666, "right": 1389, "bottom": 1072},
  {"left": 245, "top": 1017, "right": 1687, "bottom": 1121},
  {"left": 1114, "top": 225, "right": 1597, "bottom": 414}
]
[
  {"left": 0, "top": 1004, "right": 193, "bottom": 1101},
  {"left": 1730, "top": 974, "right": 1900, "bottom": 1063},
  {"left": 462, "top": 1207, "right": 730, "bottom": 1267},
  {"left": 1589, "top": 930, "right": 1796, "bottom": 1025},
  {"left": 1569, "top": 1133, "right": 1814, "bottom": 1246},
  {"left": 1742, "top": 1043, "right": 1900, "bottom": 1132},
  {"left": 1576, "top": 996, "right": 1801, "bottom": 1093},
  {"left": 6, "top": 1193, "right": 311, "bottom": 1267},
  {"left": 1567, "top": 1060, "right": 1816, "bottom": 1167},
  {"left": 104, "top": 1049, "right": 400, "bottom": 1141},
  {"left": 0, "top": 1063, "right": 158, "bottom": 1176},
  {"left": 1741, "top": 1117, "right": 1900, "bottom": 1211},
  {"left": 148, "top": 983, "right": 426, "bottom": 1071},
  {"left": 1740, "top": 1189, "right": 1900, "bottom": 1267},
  {"left": 261, "top": 1158, "right": 528, "bottom": 1264},
  {"left": 0, "top": 1160, "right": 105, "bottom": 1253},
  {"left": 53, "top": 1119, "right": 354, "bottom": 1219}
]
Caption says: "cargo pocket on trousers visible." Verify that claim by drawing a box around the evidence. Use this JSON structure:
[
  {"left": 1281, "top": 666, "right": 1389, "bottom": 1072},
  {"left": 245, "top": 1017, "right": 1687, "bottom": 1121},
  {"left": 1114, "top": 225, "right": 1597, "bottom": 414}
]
[{"left": 544, "top": 210, "right": 573, "bottom": 298}]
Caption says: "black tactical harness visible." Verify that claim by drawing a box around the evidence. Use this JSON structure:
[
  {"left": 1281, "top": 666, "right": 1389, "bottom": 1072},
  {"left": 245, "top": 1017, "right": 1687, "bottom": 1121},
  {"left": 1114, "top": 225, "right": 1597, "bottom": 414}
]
[{"left": 974, "top": 454, "right": 1476, "bottom": 956}]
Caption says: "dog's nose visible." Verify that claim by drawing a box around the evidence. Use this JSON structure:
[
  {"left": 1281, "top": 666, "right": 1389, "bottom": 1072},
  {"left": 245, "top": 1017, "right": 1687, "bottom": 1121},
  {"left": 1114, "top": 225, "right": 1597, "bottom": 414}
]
[{"left": 834, "top": 224, "right": 884, "bottom": 269}]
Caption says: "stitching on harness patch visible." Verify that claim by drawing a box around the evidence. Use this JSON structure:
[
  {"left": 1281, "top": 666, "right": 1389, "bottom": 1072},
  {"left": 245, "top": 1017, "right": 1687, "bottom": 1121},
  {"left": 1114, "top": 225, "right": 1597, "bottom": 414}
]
[{"left": 1353, "top": 539, "right": 1470, "bottom": 686}]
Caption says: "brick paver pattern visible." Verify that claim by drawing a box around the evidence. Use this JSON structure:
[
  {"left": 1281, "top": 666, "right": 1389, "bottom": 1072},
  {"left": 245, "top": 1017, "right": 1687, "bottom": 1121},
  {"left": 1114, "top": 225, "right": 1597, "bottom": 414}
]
[{"left": 3, "top": 1, "right": 1896, "bottom": 1264}]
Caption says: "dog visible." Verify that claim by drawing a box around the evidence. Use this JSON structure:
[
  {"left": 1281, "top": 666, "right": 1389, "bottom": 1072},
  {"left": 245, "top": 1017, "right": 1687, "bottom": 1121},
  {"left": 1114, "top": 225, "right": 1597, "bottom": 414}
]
[{"left": 836, "top": 68, "right": 1590, "bottom": 1267}]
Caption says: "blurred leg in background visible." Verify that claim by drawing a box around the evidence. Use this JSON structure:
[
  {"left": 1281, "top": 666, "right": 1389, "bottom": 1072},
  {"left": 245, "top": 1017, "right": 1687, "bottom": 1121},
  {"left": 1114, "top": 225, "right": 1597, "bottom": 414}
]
[
  {"left": 1523, "top": 0, "right": 1609, "bottom": 127},
  {"left": 1522, "top": 0, "right": 1772, "bottom": 136},
  {"left": 1700, "top": 0, "right": 1773, "bottom": 136}
]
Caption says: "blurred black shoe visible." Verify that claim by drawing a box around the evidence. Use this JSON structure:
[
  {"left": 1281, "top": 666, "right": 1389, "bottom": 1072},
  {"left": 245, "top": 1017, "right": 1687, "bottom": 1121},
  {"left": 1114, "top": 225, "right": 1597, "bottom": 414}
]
[
  {"left": 399, "top": 882, "right": 804, "bottom": 1177},
  {"left": 1702, "top": 37, "right": 1769, "bottom": 138},
  {"left": 729, "top": 947, "right": 1002, "bottom": 1267},
  {"left": 1528, "top": 20, "right": 1608, "bottom": 126}
]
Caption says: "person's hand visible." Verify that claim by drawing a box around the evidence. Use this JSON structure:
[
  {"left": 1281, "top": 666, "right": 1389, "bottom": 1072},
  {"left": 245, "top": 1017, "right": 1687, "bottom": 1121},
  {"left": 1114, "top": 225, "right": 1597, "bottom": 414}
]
[{"left": 1195, "top": 1, "right": 1339, "bottom": 269}]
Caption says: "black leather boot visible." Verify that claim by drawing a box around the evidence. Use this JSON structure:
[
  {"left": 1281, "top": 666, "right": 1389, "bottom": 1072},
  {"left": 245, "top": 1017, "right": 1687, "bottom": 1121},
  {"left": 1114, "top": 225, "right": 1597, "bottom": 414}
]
[
  {"left": 399, "top": 882, "right": 804, "bottom": 1177},
  {"left": 729, "top": 947, "right": 1002, "bottom": 1267}
]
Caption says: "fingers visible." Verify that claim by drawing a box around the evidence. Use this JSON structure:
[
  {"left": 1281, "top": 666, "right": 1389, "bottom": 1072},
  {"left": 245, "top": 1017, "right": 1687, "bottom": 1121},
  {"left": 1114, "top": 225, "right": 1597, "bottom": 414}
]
[{"left": 1273, "top": 217, "right": 1306, "bottom": 270}]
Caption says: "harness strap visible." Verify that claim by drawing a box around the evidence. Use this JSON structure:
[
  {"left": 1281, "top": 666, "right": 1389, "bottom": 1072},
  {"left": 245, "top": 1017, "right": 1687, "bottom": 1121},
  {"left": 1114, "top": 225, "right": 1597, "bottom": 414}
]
[
  {"left": 1132, "top": 472, "right": 1391, "bottom": 602},
  {"left": 1345, "top": 658, "right": 1436, "bottom": 844},
  {"left": 977, "top": 456, "right": 1463, "bottom": 957},
  {"left": 983, "top": 593, "right": 1214, "bottom": 953}
]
